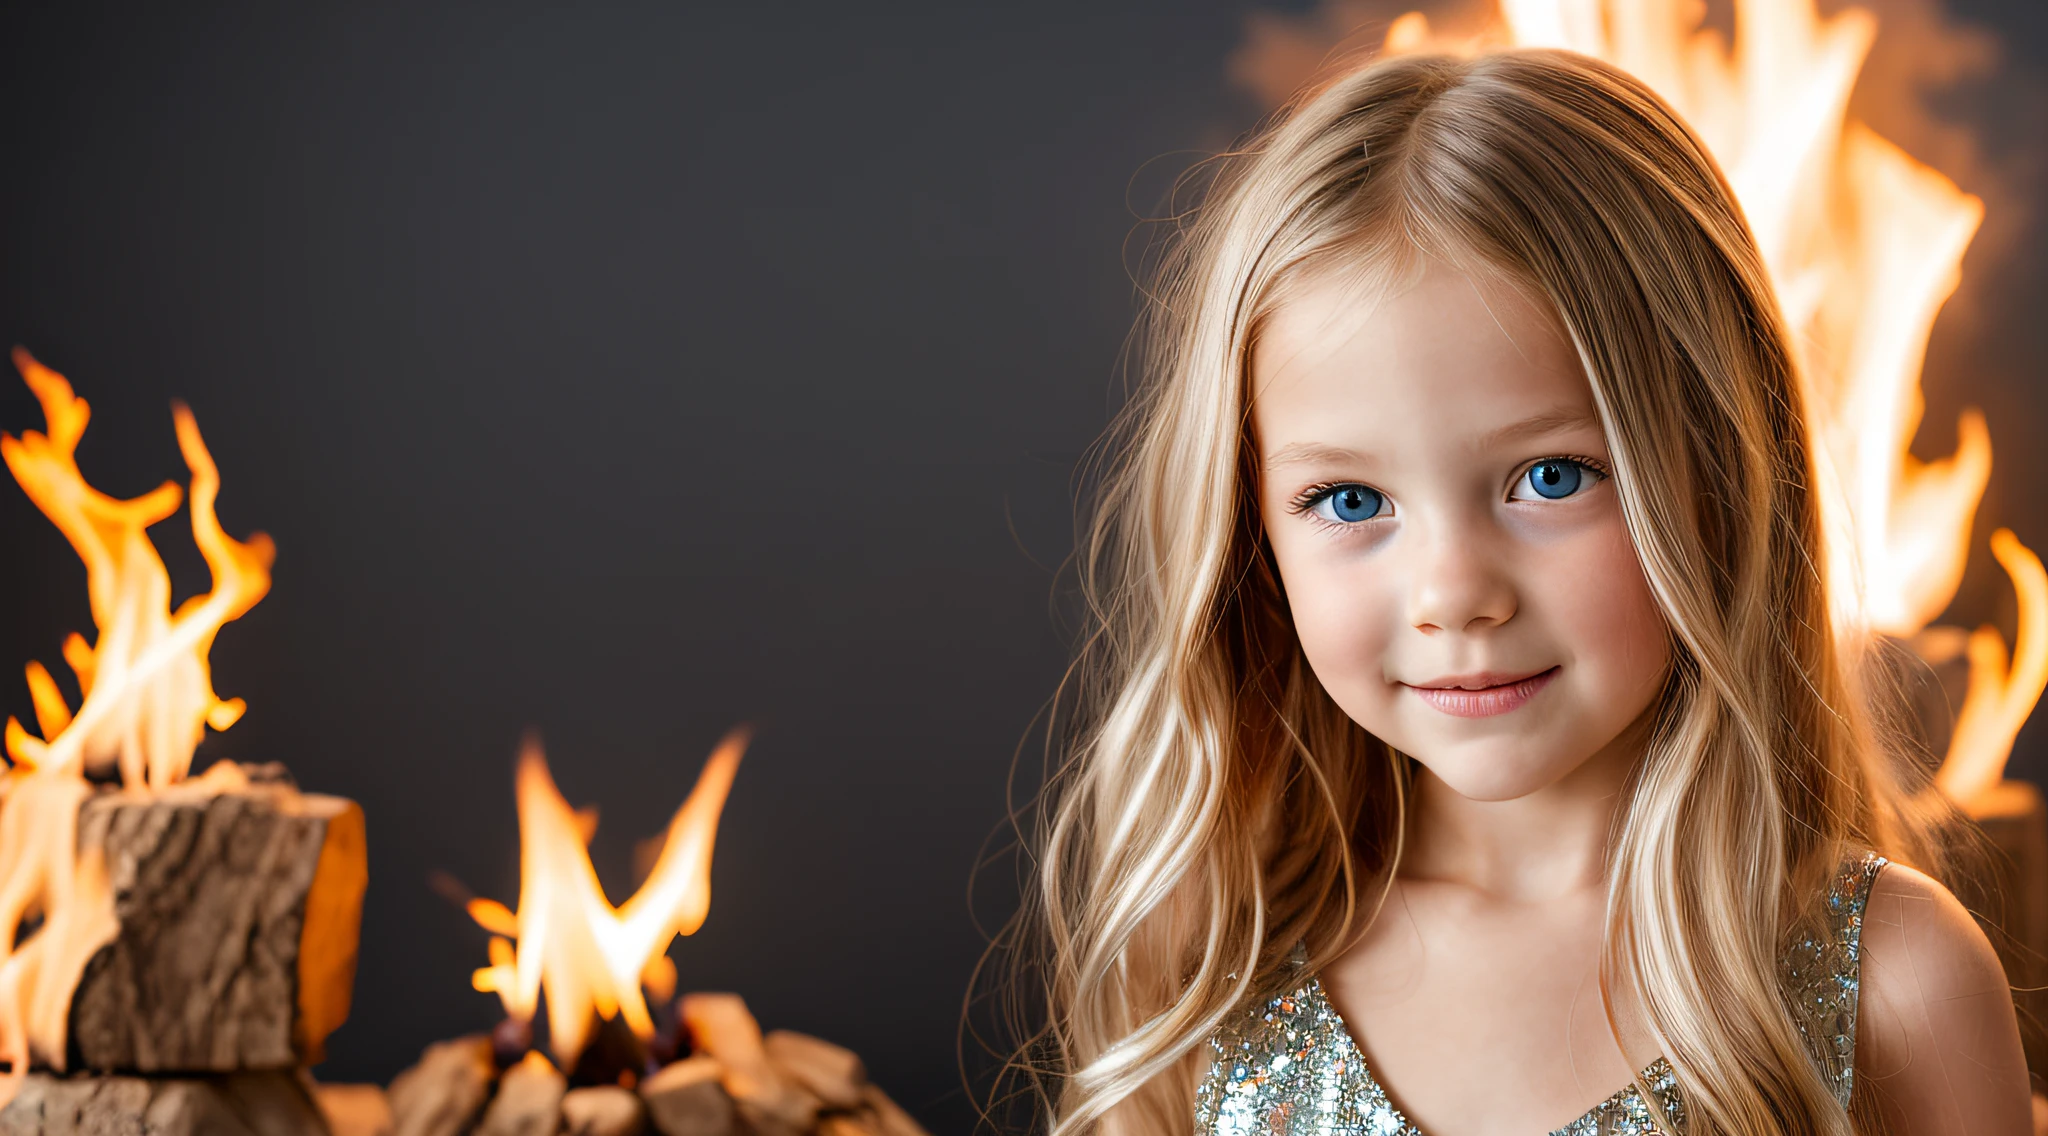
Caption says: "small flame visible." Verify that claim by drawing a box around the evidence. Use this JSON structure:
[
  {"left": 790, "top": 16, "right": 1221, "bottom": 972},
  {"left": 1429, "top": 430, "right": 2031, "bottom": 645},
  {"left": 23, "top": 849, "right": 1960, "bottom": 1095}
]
[
  {"left": 0, "top": 351, "right": 273, "bottom": 1101},
  {"left": 1936, "top": 530, "right": 2048, "bottom": 807},
  {"left": 470, "top": 728, "right": 747, "bottom": 1066},
  {"left": 0, "top": 775, "right": 117, "bottom": 1093},
  {"left": 1377, "top": 0, "right": 2041, "bottom": 811}
]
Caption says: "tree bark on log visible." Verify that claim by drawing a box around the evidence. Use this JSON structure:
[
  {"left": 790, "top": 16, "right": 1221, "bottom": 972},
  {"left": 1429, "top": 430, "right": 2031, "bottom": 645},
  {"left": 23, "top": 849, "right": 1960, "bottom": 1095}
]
[
  {"left": 65, "top": 774, "right": 367, "bottom": 1073},
  {"left": 0, "top": 1071, "right": 329, "bottom": 1136}
]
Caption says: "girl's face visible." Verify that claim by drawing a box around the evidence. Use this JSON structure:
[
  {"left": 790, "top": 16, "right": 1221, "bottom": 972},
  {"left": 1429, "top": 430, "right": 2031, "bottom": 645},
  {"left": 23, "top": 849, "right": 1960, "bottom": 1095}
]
[{"left": 1251, "top": 261, "right": 1670, "bottom": 802}]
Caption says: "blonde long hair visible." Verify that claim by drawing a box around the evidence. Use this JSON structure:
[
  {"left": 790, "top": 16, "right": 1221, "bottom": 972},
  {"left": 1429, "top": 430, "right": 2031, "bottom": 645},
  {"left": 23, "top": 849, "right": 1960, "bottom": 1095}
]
[{"left": 1026, "top": 48, "right": 1946, "bottom": 1136}]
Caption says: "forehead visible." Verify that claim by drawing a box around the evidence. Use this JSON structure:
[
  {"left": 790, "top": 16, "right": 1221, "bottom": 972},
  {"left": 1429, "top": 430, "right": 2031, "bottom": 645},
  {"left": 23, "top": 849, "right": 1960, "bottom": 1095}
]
[{"left": 1250, "top": 260, "right": 1595, "bottom": 455}]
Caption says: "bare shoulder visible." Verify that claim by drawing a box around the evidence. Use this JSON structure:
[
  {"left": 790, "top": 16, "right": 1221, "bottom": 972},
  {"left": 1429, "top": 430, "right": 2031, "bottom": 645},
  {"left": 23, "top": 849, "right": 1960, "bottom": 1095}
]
[
  {"left": 1861, "top": 863, "right": 2010, "bottom": 1004},
  {"left": 1853, "top": 861, "right": 2033, "bottom": 1134}
]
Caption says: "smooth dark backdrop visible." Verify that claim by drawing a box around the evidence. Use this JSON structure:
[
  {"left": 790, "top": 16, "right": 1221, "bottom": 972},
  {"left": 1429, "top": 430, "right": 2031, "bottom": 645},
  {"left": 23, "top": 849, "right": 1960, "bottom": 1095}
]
[{"left": 0, "top": 3, "right": 2040, "bottom": 1130}]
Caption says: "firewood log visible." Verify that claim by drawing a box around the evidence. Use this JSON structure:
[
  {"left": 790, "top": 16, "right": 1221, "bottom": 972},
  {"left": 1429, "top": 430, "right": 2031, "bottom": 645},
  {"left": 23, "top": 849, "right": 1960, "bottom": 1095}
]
[
  {"left": 0, "top": 1071, "right": 327, "bottom": 1136},
  {"left": 561, "top": 1086, "right": 646, "bottom": 1136},
  {"left": 65, "top": 772, "right": 367, "bottom": 1073},
  {"left": 388, "top": 1036, "right": 495, "bottom": 1136},
  {"left": 677, "top": 995, "right": 818, "bottom": 1136},
  {"left": 814, "top": 1115, "right": 882, "bottom": 1136},
  {"left": 312, "top": 1083, "right": 393, "bottom": 1136},
  {"left": 762, "top": 1032, "right": 864, "bottom": 1111},
  {"left": 639, "top": 1057, "right": 734, "bottom": 1136},
  {"left": 474, "top": 1053, "right": 564, "bottom": 1136}
]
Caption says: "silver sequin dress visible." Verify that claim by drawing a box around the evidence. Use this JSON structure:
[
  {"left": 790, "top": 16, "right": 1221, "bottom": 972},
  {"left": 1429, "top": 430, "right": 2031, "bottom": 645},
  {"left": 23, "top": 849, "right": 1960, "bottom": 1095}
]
[{"left": 1194, "top": 853, "right": 1887, "bottom": 1135}]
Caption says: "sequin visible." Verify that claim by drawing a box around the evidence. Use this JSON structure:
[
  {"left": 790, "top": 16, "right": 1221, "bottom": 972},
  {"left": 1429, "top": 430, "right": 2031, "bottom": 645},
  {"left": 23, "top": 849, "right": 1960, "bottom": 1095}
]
[{"left": 1194, "top": 854, "right": 1886, "bottom": 1134}]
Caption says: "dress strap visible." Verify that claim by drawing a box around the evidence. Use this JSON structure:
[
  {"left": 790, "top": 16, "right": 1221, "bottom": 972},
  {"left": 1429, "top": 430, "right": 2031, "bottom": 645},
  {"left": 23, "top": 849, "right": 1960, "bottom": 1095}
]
[{"left": 1780, "top": 851, "right": 1888, "bottom": 1107}]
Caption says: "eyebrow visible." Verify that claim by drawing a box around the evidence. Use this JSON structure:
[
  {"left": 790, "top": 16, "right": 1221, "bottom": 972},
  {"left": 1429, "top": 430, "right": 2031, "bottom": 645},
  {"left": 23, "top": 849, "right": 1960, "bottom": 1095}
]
[
  {"left": 1261, "top": 405, "right": 1600, "bottom": 471},
  {"left": 1264, "top": 441, "right": 1371, "bottom": 470},
  {"left": 1477, "top": 405, "right": 1601, "bottom": 449}
]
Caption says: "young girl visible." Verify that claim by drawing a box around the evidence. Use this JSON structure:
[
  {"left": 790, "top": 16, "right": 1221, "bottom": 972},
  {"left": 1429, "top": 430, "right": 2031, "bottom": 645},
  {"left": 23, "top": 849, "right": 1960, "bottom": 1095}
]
[{"left": 1030, "top": 48, "right": 2031, "bottom": 1135}]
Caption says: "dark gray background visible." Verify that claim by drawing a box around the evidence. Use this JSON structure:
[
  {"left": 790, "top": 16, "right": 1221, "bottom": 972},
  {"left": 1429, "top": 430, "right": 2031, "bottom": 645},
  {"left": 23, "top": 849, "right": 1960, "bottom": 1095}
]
[{"left": 0, "top": 3, "right": 2040, "bottom": 1131}]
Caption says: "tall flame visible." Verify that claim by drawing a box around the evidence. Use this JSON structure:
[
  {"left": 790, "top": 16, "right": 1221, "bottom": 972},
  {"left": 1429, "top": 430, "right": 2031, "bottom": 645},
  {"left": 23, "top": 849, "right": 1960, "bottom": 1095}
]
[
  {"left": 470, "top": 729, "right": 747, "bottom": 1066},
  {"left": 1375, "top": 0, "right": 2044, "bottom": 810},
  {"left": 0, "top": 349, "right": 275, "bottom": 784},
  {"left": 0, "top": 350, "right": 274, "bottom": 1101}
]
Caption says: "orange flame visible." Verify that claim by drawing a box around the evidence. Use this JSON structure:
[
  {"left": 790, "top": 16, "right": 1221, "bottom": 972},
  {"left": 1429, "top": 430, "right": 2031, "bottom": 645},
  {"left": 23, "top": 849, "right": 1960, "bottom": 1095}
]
[
  {"left": 0, "top": 350, "right": 275, "bottom": 784},
  {"left": 0, "top": 773, "right": 117, "bottom": 1095},
  {"left": 1378, "top": 0, "right": 2039, "bottom": 812},
  {"left": 1937, "top": 530, "right": 2048, "bottom": 807},
  {"left": 0, "top": 350, "right": 273, "bottom": 1101},
  {"left": 470, "top": 729, "right": 747, "bottom": 1066}
]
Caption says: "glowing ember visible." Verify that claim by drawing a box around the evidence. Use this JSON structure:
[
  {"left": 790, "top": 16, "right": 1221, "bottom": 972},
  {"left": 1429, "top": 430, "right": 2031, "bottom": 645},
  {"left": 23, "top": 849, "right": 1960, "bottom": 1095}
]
[
  {"left": 470, "top": 728, "right": 747, "bottom": 1066},
  {"left": 1375, "top": 0, "right": 2043, "bottom": 812},
  {"left": 0, "top": 350, "right": 274, "bottom": 1100}
]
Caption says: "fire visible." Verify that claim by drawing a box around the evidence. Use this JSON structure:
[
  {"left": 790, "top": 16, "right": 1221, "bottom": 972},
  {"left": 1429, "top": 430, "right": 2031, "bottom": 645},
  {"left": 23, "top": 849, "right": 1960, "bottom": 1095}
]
[
  {"left": 0, "top": 350, "right": 274, "bottom": 1100},
  {"left": 1375, "top": 0, "right": 2044, "bottom": 812},
  {"left": 0, "top": 351, "right": 275, "bottom": 783},
  {"left": 1936, "top": 530, "right": 2048, "bottom": 806},
  {"left": 469, "top": 728, "right": 747, "bottom": 1066}
]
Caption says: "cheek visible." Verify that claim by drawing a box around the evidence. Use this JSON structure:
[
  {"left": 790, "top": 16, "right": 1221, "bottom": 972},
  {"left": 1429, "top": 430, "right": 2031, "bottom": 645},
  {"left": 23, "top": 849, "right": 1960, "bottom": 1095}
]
[
  {"left": 1541, "top": 517, "right": 1669, "bottom": 705},
  {"left": 1263, "top": 526, "right": 1400, "bottom": 706},
  {"left": 1548, "top": 523, "right": 1662, "bottom": 667},
  {"left": 1290, "top": 574, "right": 1396, "bottom": 687}
]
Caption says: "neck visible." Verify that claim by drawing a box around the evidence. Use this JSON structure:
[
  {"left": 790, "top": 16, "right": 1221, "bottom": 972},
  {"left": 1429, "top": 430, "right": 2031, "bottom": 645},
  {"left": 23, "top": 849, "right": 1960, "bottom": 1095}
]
[{"left": 1399, "top": 719, "right": 1649, "bottom": 902}]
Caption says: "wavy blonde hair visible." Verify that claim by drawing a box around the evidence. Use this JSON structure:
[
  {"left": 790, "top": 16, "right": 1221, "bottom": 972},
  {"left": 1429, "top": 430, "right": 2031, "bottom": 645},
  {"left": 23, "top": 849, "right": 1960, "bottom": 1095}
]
[{"left": 1024, "top": 48, "right": 1949, "bottom": 1136}]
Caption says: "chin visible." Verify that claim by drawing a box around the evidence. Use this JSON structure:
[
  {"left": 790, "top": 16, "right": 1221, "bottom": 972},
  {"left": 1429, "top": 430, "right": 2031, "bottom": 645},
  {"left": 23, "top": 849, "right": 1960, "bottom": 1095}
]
[{"left": 1409, "top": 743, "right": 1578, "bottom": 802}]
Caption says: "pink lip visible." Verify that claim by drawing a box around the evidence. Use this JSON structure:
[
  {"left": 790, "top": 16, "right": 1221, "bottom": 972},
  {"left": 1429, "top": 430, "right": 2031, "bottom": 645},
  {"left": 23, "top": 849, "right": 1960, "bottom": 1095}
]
[{"left": 1402, "top": 667, "right": 1559, "bottom": 718}]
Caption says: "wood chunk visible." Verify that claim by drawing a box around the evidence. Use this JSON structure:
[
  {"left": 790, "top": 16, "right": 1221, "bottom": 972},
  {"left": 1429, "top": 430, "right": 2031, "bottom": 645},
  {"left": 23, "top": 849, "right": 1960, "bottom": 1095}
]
[
  {"left": 314, "top": 1083, "right": 393, "bottom": 1136},
  {"left": 0, "top": 1071, "right": 327, "bottom": 1136},
  {"left": 676, "top": 996, "right": 765, "bottom": 1068},
  {"left": 217, "top": 1072, "right": 335, "bottom": 1134},
  {"left": 388, "top": 1036, "right": 496, "bottom": 1136},
  {"left": 476, "top": 1053, "right": 566, "bottom": 1136},
  {"left": 763, "top": 1031, "right": 865, "bottom": 1111},
  {"left": 814, "top": 1113, "right": 883, "bottom": 1136},
  {"left": 860, "top": 1086, "right": 931, "bottom": 1136},
  {"left": 638, "top": 1057, "right": 734, "bottom": 1136},
  {"left": 139, "top": 1080, "right": 256, "bottom": 1136},
  {"left": 67, "top": 779, "right": 368, "bottom": 1072},
  {"left": 677, "top": 996, "right": 817, "bottom": 1136},
  {"left": 0, "top": 1074, "right": 246, "bottom": 1136},
  {"left": 561, "top": 1086, "right": 646, "bottom": 1136},
  {"left": 0, "top": 1074, "right": 153, "bottom": 1136}
]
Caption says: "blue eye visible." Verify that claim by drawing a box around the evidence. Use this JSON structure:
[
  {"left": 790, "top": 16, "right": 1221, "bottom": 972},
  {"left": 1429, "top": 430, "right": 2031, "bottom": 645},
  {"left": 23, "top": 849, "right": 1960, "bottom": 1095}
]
[
  {"left": 1310, "top": 483, "right": 1386, "bottom": 524},
  {"left": 1513, "top": 459, "right": 1601, "bottom": 501}
]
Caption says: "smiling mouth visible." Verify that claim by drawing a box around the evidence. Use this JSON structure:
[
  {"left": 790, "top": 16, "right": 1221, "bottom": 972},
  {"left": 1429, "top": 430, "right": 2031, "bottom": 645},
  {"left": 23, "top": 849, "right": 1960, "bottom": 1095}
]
[{"left": 1402, "top": 667, "right": 1560, "bottom": 719}]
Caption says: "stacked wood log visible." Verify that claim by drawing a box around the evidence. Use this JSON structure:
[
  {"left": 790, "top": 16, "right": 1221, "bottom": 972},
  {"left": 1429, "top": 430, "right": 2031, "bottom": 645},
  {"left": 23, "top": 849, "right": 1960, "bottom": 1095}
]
[
  {"left": 0, "top": 766, "right": 368, "bottom": 1136},
  {"left": 341, "top": 993, "right": 931, "bottom": 1136},
  {"left": 0, "top": 1071, "right": 330, "bottom": 1136}
]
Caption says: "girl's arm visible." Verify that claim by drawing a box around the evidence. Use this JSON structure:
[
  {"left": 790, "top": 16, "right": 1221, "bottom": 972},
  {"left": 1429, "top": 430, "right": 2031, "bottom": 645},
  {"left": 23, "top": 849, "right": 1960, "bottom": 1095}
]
[{"left": 1856, "top": 862, "right": 2034, "bottom": 1134}]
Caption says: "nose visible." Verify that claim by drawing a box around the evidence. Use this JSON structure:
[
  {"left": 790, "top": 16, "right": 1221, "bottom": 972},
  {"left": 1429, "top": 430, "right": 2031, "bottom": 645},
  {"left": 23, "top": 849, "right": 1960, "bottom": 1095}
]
[{"left": 1405, "top": 522, "right": 1518, "bottom": 635}]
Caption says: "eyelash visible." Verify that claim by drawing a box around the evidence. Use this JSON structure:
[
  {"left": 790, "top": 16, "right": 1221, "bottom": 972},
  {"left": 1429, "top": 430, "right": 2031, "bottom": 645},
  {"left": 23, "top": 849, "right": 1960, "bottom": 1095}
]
[
  {"left": 1526, "top": 453, "right": 1613, "bottom": 485},
  {"left": 1286, "top": 483, "right": 1366, "bottom": 517},
  {"left": 1284, "top": 454, "right": 1613, "bottom": 521}
]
